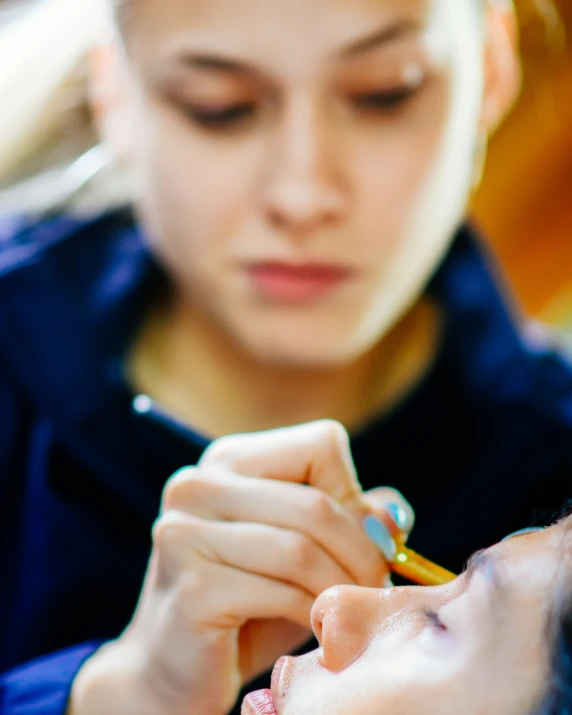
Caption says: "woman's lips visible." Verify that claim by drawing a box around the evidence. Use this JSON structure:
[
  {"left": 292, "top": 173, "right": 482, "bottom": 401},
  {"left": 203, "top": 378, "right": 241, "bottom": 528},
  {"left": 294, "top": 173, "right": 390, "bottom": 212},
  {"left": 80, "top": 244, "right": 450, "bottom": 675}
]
[
  {"left": 246, "top": 262, "right": 354, "bottom": 302},
  {"left": 242, "top": 689, "right": 277, "bottom": 715}
]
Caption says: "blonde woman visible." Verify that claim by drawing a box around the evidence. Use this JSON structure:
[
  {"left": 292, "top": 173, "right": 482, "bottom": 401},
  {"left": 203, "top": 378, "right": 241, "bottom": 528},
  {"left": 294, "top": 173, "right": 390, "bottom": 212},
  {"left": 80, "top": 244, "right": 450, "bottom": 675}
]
[{"left": 0, "top": 1, "right": 570, "bottom": 715}]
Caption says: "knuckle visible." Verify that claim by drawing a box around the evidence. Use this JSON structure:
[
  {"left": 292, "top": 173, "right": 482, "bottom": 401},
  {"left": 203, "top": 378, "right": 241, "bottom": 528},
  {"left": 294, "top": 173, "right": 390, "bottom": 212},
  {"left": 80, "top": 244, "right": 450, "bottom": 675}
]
[
  {"left": 304, "top": 489, "right": 338, "bottom": 526},
  {"left": 315, "top": 420, "right": 351, "bottom": 463},
  {"left": 162, "top": 467, "right": 198, "bottom": 508},
  {"left": 152, "top": 511, "right": 184, "bottom": 552},
  {"left": 316, "top": 419, "right": 349, "bottom": 448},
  {"left": 151, "top": 513, "right": 206, "bottom": 589},
  {"left": 199, "top": 435, "right": 242, "bottom": 466},
  {"left": 280, "top": 531, "right": 320, "bottom": 574},
  {"left": 152, "top": 511, "right": 199, "bottom": 552},
  {"left": 162, "top": 467, "right": 219, "bottom": 511}
]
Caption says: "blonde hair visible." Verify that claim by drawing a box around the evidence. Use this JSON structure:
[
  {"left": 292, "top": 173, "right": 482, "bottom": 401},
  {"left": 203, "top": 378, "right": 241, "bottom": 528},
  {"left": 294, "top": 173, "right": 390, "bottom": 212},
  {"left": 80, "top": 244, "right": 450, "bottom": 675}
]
[
  {"left": 0, "top": 0, "right": 132, "bottom": 216},
  {"left": 0, "top": 0, "right": 561, "bottom": 218}
]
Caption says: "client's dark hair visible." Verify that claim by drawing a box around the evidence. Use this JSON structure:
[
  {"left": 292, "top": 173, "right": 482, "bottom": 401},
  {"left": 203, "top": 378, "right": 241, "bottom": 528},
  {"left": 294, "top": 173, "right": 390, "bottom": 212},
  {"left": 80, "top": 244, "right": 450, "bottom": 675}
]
[
  {"left": 535, "top": 590, "right": 572, "bottom": 714},
  {"left": 534, "top": 502, "right": 572, "bottom": 715}
]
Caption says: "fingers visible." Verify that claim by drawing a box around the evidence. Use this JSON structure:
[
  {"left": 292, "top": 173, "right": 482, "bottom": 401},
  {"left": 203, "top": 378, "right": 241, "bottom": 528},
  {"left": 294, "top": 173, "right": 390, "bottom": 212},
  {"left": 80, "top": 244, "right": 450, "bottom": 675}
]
[
  {"left": 195, "top": 565, "right": 315, "bottom": 630},
  {"left": 192, "top": 518, "right": 355, "bottom": 597},
  {"left": 152, "top": 512, "right": 315, "bottom": 629},
  {"left": 163, "top": 468, "right": 388, "bottom": 587},
  {"left": 199, "top": 420, "right": 362, "bottom": 513},
  {"left": 161, "top": 423, "right": 412, "bottom": 600}
]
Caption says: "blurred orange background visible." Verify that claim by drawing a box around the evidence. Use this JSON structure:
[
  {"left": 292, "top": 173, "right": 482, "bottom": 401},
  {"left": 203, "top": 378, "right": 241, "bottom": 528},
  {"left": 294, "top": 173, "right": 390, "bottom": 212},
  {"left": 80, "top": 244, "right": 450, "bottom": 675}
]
[{"left": 473, "top": 0, "right": 572, "bottom": 327}]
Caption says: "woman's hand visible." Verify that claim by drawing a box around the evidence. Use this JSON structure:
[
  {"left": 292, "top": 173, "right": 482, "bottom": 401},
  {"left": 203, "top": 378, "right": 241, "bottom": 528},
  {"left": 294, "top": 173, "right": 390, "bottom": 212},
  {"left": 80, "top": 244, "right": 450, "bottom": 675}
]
[{"left": 69, "top": 420, "right": 412, "bottom": 715}]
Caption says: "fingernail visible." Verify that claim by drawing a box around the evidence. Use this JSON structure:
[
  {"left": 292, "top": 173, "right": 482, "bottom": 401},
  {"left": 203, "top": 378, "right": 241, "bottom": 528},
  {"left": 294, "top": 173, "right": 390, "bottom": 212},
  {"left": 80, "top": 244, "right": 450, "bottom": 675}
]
[
  {"left": 363, "top": 515, "right": 396, "bottom": 562},
  {"left": 386, "top": 503, "right": 409, "bottom": 531}
]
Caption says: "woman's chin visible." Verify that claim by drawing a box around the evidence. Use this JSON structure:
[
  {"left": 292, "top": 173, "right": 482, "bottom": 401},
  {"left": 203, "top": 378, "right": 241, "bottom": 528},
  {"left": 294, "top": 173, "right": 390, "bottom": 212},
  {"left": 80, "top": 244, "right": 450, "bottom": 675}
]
[
  {"left": 223, "top": 302, "right": 375, "bottom": 369},
  {"left": 238, "top": 328, "right": 368, "bottom": 370}
]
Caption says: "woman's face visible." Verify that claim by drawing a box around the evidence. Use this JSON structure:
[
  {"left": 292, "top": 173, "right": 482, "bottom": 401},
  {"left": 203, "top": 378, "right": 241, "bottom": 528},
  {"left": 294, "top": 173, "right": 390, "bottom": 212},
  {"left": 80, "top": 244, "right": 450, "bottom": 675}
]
[
  {"left": 243, "top": 522, "right": 571, "bottom": 715},
  {"left": 113, "top": 0, "right": 505, "bottom": 366}
]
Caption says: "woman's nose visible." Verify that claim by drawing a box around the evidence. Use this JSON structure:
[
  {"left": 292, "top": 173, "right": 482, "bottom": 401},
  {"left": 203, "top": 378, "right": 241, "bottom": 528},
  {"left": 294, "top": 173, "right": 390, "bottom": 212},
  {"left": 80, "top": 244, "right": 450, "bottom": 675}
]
[
  {"left": 261, "top": 101, "right": 348, "bottom": 235},
  {"left": 311, "top": 585, "right": 383, "bottom": 672}
]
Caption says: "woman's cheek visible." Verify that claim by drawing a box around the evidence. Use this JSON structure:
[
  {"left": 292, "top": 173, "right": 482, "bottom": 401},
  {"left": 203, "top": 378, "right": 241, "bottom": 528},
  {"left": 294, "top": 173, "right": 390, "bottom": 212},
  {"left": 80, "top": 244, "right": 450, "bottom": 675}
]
[
  {"left": 352, "top": 95, "right": 450, "bottom": 264},
  {"left": 144, "top": 145, "right": 224, "bottom": 255}
]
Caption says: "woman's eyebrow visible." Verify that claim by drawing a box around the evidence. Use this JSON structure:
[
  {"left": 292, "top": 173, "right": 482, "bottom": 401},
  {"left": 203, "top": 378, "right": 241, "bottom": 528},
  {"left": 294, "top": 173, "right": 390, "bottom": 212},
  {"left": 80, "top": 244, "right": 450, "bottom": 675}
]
[
  {"left": 338, "top": 19, "right": 421, "bottom": 58},
  {"left": 164, "top": 20, "right": 422, "bottom": 78},
  {"left": 172, "top": 54, "right": 256, "bottom": 76}
]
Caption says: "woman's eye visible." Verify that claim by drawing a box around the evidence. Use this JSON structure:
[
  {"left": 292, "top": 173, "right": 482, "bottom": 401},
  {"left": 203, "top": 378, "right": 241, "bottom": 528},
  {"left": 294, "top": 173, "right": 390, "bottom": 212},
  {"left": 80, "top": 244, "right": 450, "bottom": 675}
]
[
  {"left": 353, "top": 85, "right": 421, "bottom": 112},
  {"left": 184, "top": 102, "right": 256, "bottom": 129},
  {"left": 423, "top": 608, "right": 447, "bottom": 632}
]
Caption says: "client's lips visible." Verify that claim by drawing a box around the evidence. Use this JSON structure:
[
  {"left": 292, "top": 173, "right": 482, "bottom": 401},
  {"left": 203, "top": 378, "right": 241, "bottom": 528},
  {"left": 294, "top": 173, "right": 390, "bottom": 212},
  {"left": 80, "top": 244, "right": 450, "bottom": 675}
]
[
  {"left": 246, "top": 262, "right": 353, "bottom": 302},
  {"left": 242, "top": 689, "right": 277, "bottom": 715},
  {"left": 242, "top": 656, "right": 289, "bottom": 715},
  {"left": 271, "top": 656, "right": 288, "bottom": 695}
]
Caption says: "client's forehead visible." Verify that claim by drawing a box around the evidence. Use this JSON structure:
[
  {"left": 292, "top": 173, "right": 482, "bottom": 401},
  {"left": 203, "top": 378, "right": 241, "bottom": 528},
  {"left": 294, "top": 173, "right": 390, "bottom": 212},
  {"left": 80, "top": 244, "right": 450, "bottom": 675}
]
[
  {"left": 558, "top": 512, "right": 572, "bottom": 533},
  {"left": 495, "top": 525, "right": 565, "bottom": 607}
]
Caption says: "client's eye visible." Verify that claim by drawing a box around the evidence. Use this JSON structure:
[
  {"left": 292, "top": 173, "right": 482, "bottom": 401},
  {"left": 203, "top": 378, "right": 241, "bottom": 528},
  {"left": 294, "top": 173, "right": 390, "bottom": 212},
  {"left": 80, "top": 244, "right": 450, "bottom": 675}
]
[{"left": 423, "top": 607, "right": 447, "bottom": 632}]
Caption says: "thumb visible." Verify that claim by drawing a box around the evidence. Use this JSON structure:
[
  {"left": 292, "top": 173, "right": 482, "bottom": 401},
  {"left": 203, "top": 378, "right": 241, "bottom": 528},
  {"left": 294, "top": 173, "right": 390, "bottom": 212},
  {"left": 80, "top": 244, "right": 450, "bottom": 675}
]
[{"left": 361, "top": 487, "right": 415, "bottom": 541}]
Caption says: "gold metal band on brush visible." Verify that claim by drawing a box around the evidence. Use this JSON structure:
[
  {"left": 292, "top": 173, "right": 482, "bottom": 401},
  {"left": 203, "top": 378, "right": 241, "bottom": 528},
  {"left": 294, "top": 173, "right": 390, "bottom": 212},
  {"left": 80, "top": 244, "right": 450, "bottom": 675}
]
[{"left": 391, "top": 541, "right": 456, "bottom": 586}]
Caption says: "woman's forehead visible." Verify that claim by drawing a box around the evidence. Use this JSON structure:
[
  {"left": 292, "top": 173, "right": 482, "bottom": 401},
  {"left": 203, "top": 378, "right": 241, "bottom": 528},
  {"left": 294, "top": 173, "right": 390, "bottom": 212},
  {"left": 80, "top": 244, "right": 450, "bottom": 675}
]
[
  {"left": 122, "top": 0, "right": 470, "bottom": 44},
  {"left": 123, "top": 0, "right": 429, "bottom": 18},
  {"left": 122, "top": 0, "right": 479, "bottom": 72}
]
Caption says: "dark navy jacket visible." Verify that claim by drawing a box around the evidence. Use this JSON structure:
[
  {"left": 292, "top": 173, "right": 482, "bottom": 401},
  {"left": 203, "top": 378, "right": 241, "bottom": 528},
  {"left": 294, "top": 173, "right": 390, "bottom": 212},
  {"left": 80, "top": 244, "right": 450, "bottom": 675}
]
[{"left": 0, "top": 209, "right": 571, "bottom": 714}]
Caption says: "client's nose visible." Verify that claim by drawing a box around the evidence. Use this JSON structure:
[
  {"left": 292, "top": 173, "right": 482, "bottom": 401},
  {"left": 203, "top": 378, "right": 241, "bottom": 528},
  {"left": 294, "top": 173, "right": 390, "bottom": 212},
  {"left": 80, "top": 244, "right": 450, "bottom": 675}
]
[{"left": 311, "top": 585, "right": 382, "bottom": 672}]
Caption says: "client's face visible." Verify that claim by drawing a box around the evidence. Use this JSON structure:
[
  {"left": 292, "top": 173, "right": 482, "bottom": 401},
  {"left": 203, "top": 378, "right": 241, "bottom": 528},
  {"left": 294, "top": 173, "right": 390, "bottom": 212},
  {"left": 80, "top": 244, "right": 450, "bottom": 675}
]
[{"left": 243, "top": 520, "right": 571, "bottom": 715}]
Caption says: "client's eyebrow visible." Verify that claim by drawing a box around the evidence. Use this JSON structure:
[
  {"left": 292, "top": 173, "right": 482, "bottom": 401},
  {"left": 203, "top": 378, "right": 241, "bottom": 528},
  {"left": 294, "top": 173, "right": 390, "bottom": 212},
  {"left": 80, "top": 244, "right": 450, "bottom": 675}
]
[{"left": 462, "top": 550, "right": 507, "bottom": 604}]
